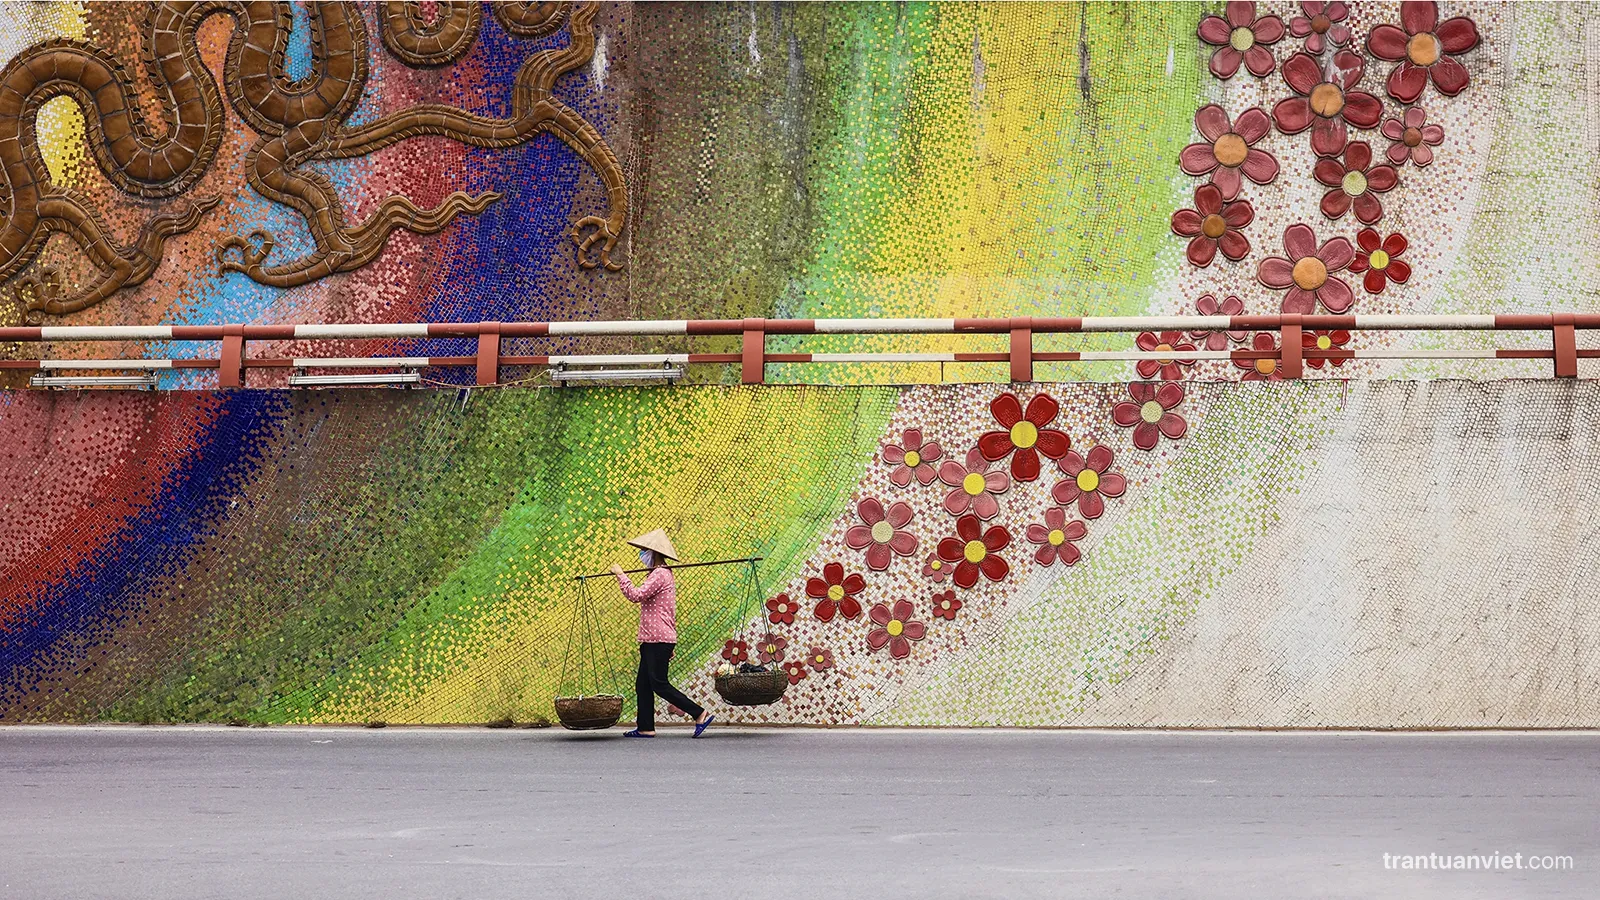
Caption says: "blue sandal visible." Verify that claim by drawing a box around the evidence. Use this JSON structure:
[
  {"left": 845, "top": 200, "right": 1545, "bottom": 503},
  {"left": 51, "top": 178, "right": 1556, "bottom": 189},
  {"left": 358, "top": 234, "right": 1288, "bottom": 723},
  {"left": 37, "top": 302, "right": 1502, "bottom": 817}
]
[
  {"left": 623, "top": 729, "right": 655, "bottom": 738},
  {"left": 692, "top": 715, "right": 715, "bottom": 738}
]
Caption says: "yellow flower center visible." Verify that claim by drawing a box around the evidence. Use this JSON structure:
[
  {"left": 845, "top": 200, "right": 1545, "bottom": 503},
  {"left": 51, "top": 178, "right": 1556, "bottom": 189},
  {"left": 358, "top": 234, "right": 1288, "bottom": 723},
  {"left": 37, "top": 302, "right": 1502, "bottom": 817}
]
[
  {"left": 963, "top": 540, "right": 987, "bottom": 564},
  {"left": 1341, "top": 170, "right": 1368, "bottom": 196},
  {"left": 1255, "top": 357, "right": 1278, "bottom": 375},
  {"left": 1076, "top": 468, "right": 1100, "bottom": 492},
  {"left": 1047, "top": 528, "right": 1065, "bottom": 546},
  {"left": 814, "top": 654, "right": 825, "bottom": 663},
  {"left": 1316, "top": 335, "right": 1332, "bottom": 350},
  {"left": 886, "top": 620, "right": 904, "bottom": 637},
  {"left": 1009, "top": 420, "right": 1039, "bottom": 449},
  {"left": 870, "top": 521, "right": 894, "bottom": 543},
  {"left": 1368, "top": 249, "right": 1390, "bottom": 270},
  {"left": 1212, "top": 133, "right": 1248, "bottom": 168},
  {"left": 827, "top": 584, "right": 844, "bottom": 601},
  {"left": 1200, "top": 214, "right": 1228, "bottom": 239},
  {"left": 1229, "top": 26, "right": 1255, "bottom": 51},
  {"left": 930, "top": 559, "right": 943, "bottom": 570},
  {"left": 1292, "top": 257, "right": 1329, "bottom": 290},
  {"left": 1309, "top": 83, "right": 1345, "bottom": 117},
  {"left": 963, "top": 472, "right": 987, "bottom": 496},
  {"left": 1139, "top": 400, "right": 1164, "bottom": 424},
  {"left": 765, "top": 643, "right": 776, "bottom": 654},
  {"left": 1407, "top": 32, "right": 1441, "bottom": 66},
  {"left": 903, "top": 450, "right": 921, "bottom": 467}
]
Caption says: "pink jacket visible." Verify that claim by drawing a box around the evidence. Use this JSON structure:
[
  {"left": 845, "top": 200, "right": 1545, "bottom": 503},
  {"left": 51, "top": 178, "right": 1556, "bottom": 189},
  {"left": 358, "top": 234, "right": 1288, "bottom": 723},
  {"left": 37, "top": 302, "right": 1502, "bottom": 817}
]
[{"left": 616, "top": 566, "right": 678, "bottom": 643}]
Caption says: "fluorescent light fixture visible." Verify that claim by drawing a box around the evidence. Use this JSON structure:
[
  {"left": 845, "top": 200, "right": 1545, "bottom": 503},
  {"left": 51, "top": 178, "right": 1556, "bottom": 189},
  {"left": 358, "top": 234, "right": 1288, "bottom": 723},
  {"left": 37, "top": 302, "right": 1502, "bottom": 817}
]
[
  {"left": 287, "top": 371, "right": 422, "bottom": 387},
  {"left": 29, "top": 373, "right": 160, "bottom": 388},
  {"left": 550, "top": 365, "right": 684, "bottom": 385}
]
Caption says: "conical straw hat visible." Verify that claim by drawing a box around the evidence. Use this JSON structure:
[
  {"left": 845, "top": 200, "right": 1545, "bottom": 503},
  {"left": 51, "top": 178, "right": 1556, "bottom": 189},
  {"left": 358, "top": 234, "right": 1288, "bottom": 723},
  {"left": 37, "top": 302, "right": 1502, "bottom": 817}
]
[{"left": 627, "top": 528, "right": 679, "bottom": 561}]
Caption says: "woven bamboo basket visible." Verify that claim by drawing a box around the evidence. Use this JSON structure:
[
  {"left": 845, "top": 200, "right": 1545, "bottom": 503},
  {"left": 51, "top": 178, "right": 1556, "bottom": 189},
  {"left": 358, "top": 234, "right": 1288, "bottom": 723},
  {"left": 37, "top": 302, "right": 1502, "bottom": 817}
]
[
  {"left": 554, "top": 695, "right": 623, "bottom": 730},
  {"left": 714, "top": 671, "right": 789, "bottom": 706}
]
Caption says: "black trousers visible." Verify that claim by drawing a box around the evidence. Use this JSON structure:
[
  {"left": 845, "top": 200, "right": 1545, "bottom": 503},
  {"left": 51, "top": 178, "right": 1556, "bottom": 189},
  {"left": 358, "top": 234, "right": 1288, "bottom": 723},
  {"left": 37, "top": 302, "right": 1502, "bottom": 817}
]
[{"left": 635, "top": 642, "right": 704, "bottom": 731}]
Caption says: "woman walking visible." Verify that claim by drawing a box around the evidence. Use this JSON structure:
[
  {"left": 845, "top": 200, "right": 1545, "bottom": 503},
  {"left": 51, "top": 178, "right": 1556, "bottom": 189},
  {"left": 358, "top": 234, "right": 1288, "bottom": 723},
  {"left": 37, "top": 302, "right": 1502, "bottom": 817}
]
[{"left": 610, "top": 529, "right": 715, "bottom": 739}]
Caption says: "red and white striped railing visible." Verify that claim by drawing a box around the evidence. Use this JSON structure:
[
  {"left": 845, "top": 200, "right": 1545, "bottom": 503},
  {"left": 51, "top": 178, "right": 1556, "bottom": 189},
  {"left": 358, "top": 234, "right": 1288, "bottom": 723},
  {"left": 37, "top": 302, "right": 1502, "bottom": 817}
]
[{"left": 0, "top": 313, "right": 1593, "bottom": 386}]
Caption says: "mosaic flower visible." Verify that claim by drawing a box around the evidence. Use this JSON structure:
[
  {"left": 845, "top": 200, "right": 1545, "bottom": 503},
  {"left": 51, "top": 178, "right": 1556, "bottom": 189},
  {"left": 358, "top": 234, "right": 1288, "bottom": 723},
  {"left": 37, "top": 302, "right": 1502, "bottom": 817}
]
[
  {"left": 721, "top": 640, "right": 749, "bottom": 664},
  {"left": 1236, "top": 332, "right": 1285, "bottom": 381},
  {"left": 756, "top": 633, "right": 788, "bottom": 665},
  {"left": 845, "top": 497, "right": 918, "bottom": 571},
  {"left": 931, "top": 589, "right": 962, "bottom": 621},
  {"left": 978, "top": 392, "right": 1071, "bottom": 482},
  {"left": 1272, "top": 50, "right": 1384, "bottom": 157},
  {"left": 1052, "top": 446, "right": 1127, "bottom": 520},
  {"left": 807, "top": 646, "right": 835, "bottom": 672},
  {"left": 938, "top": 446, "right": 1011, "bottom": 520},
  {"left": 867, "top": 599, "right": 927, "bottom": 660},
  {"left": 1112, "top": 382, "right": 1188, "bottom": 451},
  {"left": 1350, "top": 228, "right": 1412, "bottom": 294},
  {"left": 881, "top": 428, "right": 943, "bottom": 487},
  {"left": 1171, "top": 183, "right": 1253, "bottom": 267},
  {"left": 1190, "top": 294, "right": 1249, "bottom": 351},
  {"left": 1382, "top": 107, "right": 1444, "bottom": 166},
  {"left": 922, "top": 552, "right": 951, "bottom": 583},
  {"left": 937, "top": 514, "right": 1012, "bottom": 589},
  {"left": 782, "top": 658, "right": 808, "bottom": 685},
  {"left": 1026, "top": 507, "right": 1087, "bottom": 567},
  {"left": 1289, "top": 1, "right": 1350, "bottom": 54},
  {"left": 1314, "top": 141, "right": 1399, "bottom": 225},
  {"left": 1135, "top": 331, "right": 1198, "bottom": 381},
  {"left": 1198, "top": 2, "right": 1285, "bottom": 79},
  {"left": 1256, "top": 223, "right": 1356, "bottom": 314},
  {"left": 807, "top": 562, "right": 866, "bottom": 622},
  {"left": 1302, "top": 329, "right": 1351, "bottom": 369},
  {"left": 765, "top": 592, "right": 799, "bottom": 626},
  {"left": 1366, "top": 1, "right": 1480, "bottom": 103},
  {"left": 1179, "top": 104, "right": 1279, "bottom": 200}
]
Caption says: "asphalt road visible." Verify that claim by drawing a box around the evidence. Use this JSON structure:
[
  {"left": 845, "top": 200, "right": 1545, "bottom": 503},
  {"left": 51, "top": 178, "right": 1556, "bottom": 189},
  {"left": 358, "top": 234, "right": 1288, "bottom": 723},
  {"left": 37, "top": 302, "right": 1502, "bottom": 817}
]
[{"left": 0, "top": 727, "right": 1594, "bottom": 899}]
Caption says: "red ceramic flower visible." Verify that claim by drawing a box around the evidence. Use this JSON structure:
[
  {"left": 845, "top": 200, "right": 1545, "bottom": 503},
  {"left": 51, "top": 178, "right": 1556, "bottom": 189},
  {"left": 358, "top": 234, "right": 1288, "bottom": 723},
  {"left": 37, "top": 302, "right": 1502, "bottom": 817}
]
[
  {"left": 1289, "top": 1, "right": 1350, "bottom": 54},
  {"left": 1190, "top": 293, "right": 1249, "bottom": 350},
  {"left": 938, "top": 445, "right": 1011, "bottom": 520},
  {"left": 1272, "top": 50, "right": 1384, "bottom": 157},
  {"left": 1112, "top": 382, "right": 1188, "bottom": 451},
  {"left": 1052, "top": 445, "right": 1127, "bottom": 520},
  {"left": 722, "top": 640, "right": 749, "bottom": 664},
  {"left": 881, "top": 428, "right": 943, "bottom": 487},
  {"left": 866, "top": 599, "right": 928, "bottom": 660},
  {"left": 936, "top": 514, "right": 1012, "bottom": 589},
  {"left": 807, "top": 562, "right": 866, "bottom": 622},
  {"left": 1135, "top": 331, "right": 1198, "bottom": 381},
  {"left": 930, "top": 589, "right": 962, "bottom": 621},
  {"left": 1350, "top": 228, "right": 1412, "bottom": 294},
  {"left": 1256, "top": 223, "right": 1356, "bottom": 314},
  {"left": 1302, "top": 329, "right": 1351, "bottom": 369},
  {"left": 807, "top": 646, "right": 835, "bottom": 672},
  {"left": 1235, "top": 332, "right": 1285, "bottom": 381},
  {"left": 782, "top": 658, "right": 808, "bottom": 684},
  {"left": 1314, "top": 141, "right": 1399, "bottom": 225},
  {"left": 845, "top": 497, "right": 918, "bottom": 571},
  {"left": 978, "top": 392, "right": 1071, "bottom": 482},
  {"left": 922, "top": 552, "right": 950, "bottom": 583},
  {"left": 756, "top": 633, "right": 788, "bottom": 665},
  {"left": 1197, "top": 2, "right": 1285, "bottom": 79},
  {"left": 1171, "top": 183, "right": 1253, "bottom": 267},
  {"left": 1179, "top": 104, "right": 1279, "bottom": 200},
  {"left": 1026, "top": 507, "right": 1088, "bottom": 567},
  {"left": 765, "top": 592, "right": 799, "bottom": 626},
  {"left": 1366, "top": 1, "right": 1479, "bottom": 103},
  {"left": 1382, "top": 107, "right": 1445, "bottom": 166}
]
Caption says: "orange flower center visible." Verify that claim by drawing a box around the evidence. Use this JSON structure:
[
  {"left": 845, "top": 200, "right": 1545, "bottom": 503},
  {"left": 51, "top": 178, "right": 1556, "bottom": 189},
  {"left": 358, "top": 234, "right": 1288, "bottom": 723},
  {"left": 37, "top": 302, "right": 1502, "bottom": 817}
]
[
  {"left": 1076, "top": 468, "right": 1100, "bottom": 492},
  {"left": 1341, "top": 169, "right": 1369, "bottom": 196},
  {"left": 1309, "top": 83, "right": 1344, "bottom": 117},
  {"left": 886, "top": 619, "right": 904, "bottom": 637},
  {"left": 963, "top": 540, "right": 987, "bottom": 564},
  {"left": 1311, "top": 13, "right": 1331, "bottom": 33},
  {"left": 1201, "top": 214, "right": 1228, "bottom": 239},
  {"left": 1292, "top": 257, "right": 1329, "bottom": 290},
  {"left": 1403, "top": 126, "right": 1423, "bottom": 147},
  {"left": 1212, "top": 133, "right": 1248, "bottom": 167},
  {"left": 1407, "top": 32, "right": 1441, "bottom": 66},
  {"left": 1255, "top": 357, "right": 1278, "bottom": 376},
  {"left": 1368, "top": 249, "right": 1390, "bottom": 270}
]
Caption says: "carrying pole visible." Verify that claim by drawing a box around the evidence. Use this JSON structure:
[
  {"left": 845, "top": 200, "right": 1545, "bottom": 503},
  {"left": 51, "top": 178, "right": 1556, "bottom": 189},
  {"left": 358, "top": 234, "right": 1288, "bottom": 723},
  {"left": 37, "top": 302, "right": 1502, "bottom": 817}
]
[{"left": 574, "top": 556, "right": 764, "bottom": 580}]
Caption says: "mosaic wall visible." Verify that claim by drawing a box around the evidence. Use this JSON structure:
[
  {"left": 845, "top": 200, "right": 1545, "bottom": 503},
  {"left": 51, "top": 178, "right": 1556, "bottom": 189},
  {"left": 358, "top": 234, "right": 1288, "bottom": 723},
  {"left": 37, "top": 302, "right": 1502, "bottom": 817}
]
[{"left": 2, "top": 1, "right": 1600, "bottom": 726}]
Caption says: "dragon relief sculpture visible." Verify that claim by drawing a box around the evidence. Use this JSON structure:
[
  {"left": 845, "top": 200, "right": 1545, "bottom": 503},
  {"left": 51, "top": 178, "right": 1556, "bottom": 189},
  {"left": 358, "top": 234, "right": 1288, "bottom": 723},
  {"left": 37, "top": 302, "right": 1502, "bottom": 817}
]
[{"left": 0, "top": 0, "right": 626, "bottom": 323}]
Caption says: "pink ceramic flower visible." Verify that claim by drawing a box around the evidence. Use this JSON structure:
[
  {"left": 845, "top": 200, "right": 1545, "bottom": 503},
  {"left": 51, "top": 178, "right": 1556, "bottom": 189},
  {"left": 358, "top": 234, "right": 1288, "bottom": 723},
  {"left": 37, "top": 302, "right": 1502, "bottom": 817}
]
[
  {"left": 782, "top": 658, "right": 808, "bottom": 685},
  {"left": 1178, "top": 104, "right": 1279, "bottom": 200},
  {"left": 866, "top": 599, "right": 927, "bottom": 660},
  {"left": 1235, "top": 333, "right": 1285, "bottom": 381},
  {"left": 1256, "top": 223, "right": 1356, "bottom": 314},
  {"left": 1171, "top": 183, "right": 1253, "bottom": 267},
  {"left": 845, "top": 497, "right": 918, "bottom": 571},
  {"left": 756, "top": 633, "right": 788, "bottom": 665},
  {"left": 1302, "top": 329, "right": 1352, "bottom": 369},
  {"left": 1382, "top": 107, "right": 1444, "bottom": 166},
  {"left": 1314, "top": 141, "right": 1399, "bottom": 225},
  {"left": 1289, "top": 1, "right": 1350, "bottom": 54},
  {"left": 977, "top": 392, "right": 1071, "bottom": 482},
  {"left": 1112, "top": 382, "right": 1188, "bottom": 451},
  {"left": 1027, "top": 507, "right": 1087, "bottom": 567},
  {"left": 930, "top": 589, "right": 962, "bottom": 621},
  {"left": 1350, "top": 228, "right": 1412, "bottom": 294},
  {"left": 1272, "top": 50, "right": 1384, "bottom": 156},
  {"left": 1052, "top": 446, "right": 1127, "bottom": 519},
  {"left": 938, "top": 446, "right": 1011, "bottom": 520},
  {"left": 922, "top": 552, "right": 951, "bottom": 583},
  {"left": 765, "top": 593, "right": 798, "bottom": 626},
  {"left": 1366, "top": 1, "right": 1480, "bottom": 103},
  {"left": 1135, "top": 331, "right": 1198, "bottom": 381},
  {"left": 881, "top": 428, "right": 943, "bottom": 487},
  {"left": 1198, "top": 1, "right": 1286, "bottom": 79},
  {"left": 722, "top": 640, "right": 749, "bottom": 664},
  {"left": 807, "top": 645, "right": 835, "bottom": 672},
  {"left": 936, "top": 514, "right": 1012, "bottom": 589},
  {"left": 1190, "top": 294, "right": 1249, "bottom": 351}
]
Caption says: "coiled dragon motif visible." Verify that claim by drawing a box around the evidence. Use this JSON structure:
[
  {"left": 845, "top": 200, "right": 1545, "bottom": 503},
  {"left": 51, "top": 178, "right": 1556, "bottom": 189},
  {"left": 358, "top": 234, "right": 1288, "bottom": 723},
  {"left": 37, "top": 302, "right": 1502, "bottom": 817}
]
[{"left": 0, "top": 1, "right": 626, "bottom": 323}]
